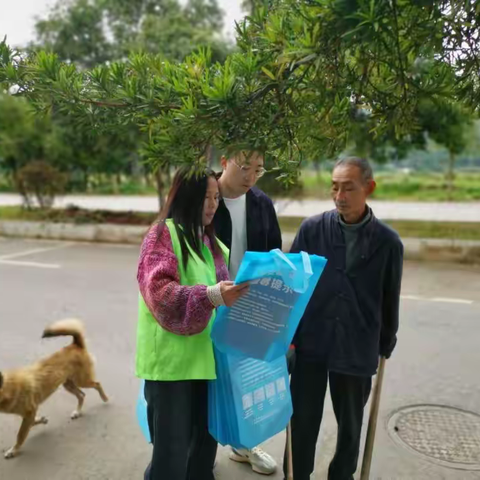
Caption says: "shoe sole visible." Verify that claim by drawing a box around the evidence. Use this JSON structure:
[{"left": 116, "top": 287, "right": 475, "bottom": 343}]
[{"left": 229, "top": 453, "right": 276, "bottom": 475}]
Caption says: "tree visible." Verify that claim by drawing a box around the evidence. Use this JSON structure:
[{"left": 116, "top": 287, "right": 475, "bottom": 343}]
[
  {"left": 0, "top": 94, "right": 49, "bottom": 183},
  {"left": 24, "top": 0, "right": 233, "bottom": 207},
  {"left": 2, "top": 0, "right": 480, "bottom": 182},
  {"left": 16, "top": 160, "right": 67, "bottom": 209},
  {"left": 417, "top": 99, "right": 474, "bottom": 197},
  {"left": 44, "top": 117, "right": 142, "bottom": 193},
  {"left": 32, "top": 0, "right": 112, "bottom": 69},
  {"left": 345, "top": 96, "right": 475, "bottom": 200},
  {"left": 240, "top": 0, "right": 270, "bottom": 15},
  {"left": 31, "top": 0, "right": 232, "bottom": 66}
]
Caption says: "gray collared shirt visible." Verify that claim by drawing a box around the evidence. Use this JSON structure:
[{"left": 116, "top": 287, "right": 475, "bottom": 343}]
[{"left": 338, "top": 208, "right": 372, "bottom": 272}]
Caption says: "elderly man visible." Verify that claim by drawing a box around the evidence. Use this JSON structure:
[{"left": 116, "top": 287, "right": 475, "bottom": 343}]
[{"left": 285, "top": 157, "right": 403, "bottom": 480}]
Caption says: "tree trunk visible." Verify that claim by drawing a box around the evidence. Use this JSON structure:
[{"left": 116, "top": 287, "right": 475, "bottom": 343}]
[
  {"left": 130, "top": 154, "right": 142, "bottom": 184},
  {"left": 112, "top": 174, "right": 120, "bottom": 194},
  {"left": 144, "top": 172, "right": 152, "bottom": 187},
  {"left": 446, "top": 150, "right": 456, "bottom": 200},
  {"left": 83, "top": 170, "right": 90, "bottom": 192},
  {"left": 155, "top": 168, "right": 165, "bottom": 211}
]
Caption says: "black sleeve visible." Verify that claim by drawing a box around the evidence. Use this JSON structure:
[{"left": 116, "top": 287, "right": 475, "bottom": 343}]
[
  {"left": 290, "top": 220, "right": 309, "bottom": 254},
  {"left": 289, "top": 221, "right": 311, "bottom": 348},
  {"left": 379, "top": 240, "right": 404, "bottom": 358},
  {"left": 266, "top": 201, "right": 283, "bottom": 251}
]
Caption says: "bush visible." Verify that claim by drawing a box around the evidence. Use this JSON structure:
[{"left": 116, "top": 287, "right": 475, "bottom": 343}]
[
  {"left": 0, "top": 175, "right": 14, "bottom": 192},
  {"left": 16, "top": 161, "right": 67, "bottom": 209}
]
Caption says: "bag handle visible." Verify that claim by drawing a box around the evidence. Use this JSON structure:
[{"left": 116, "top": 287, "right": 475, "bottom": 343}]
[
  {"left": 271, "top": 249, "right": 315, "bottom": 294},
  {"left": 298, "top": 251, "right": 314, "bottom": 293},
  {"left": 271, "top": 248, "right": 297, "bottom": 272},
  {"left": 301, "top": 251, "right": 313, "bottom": 276}
]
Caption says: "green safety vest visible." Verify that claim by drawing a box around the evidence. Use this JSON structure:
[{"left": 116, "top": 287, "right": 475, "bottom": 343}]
[{"left": 135, "top": 220, "right": 229, "bottom": 381}]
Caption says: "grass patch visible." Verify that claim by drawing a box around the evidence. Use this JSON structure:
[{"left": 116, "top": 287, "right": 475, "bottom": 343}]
[
  {"left": 278, "top": 216, "right": 480, "bottom": 241},
  {"left": 385, "top": 220, "right": 480, "bottom": 241},
  {"left": 90, "top": 181, "right": 158, "bottom": 196},
  {"left": 301, "top": 171, "right": 480, "bottom": 201},
  {"left": 2, "top": 171, "right": 480, "bottom": 201},
  {"left": 0, "top": 206, "right": 156, "bottom": 226}
]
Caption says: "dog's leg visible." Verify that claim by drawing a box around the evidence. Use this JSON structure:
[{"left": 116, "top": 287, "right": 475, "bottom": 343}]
[
  {"left": 93, "top": 382, "right": 109, "bottom": 403},
  {"left": 63, "top": 380, "right": 85, "bottom": 420},
  {"left": 4, "top": 412, "right": 36, "bottom": 459},
  {"left": 33, "top": 416, "right": 49, "bottom": 426},
  {"left": 83, "top": 381, "right": 109, "bottom": 403}
]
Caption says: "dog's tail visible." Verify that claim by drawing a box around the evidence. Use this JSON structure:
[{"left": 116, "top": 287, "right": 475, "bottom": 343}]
[{"left": 42, "top": 319, "right": 86, "bottom": 349}]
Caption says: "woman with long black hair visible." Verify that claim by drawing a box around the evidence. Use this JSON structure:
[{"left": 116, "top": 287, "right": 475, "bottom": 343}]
[{"left": 136, "top": 167, "right": 248, "bottom": 480}]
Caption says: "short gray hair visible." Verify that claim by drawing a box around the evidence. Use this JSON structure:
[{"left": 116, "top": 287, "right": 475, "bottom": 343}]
[{"left": 333, "top": 156, "right": 374, "bottom": 182}]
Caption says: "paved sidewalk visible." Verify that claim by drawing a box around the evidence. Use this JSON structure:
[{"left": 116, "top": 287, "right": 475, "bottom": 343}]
[{"left": 2, "top": 193, "right": 480, "bottom": 222}]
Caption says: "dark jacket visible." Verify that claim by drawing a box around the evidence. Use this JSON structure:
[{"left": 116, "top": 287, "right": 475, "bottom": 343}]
[
  {"left": 291, "top": 209, "right": 403, "bottom": 376},
  {"left": 213, "top": 186, "right": 282, "bottom": 253}
]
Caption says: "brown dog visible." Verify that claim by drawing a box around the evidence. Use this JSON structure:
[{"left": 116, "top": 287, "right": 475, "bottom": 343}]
[{"left": 0, "top": 319, "right": 108, "bottom": 459}]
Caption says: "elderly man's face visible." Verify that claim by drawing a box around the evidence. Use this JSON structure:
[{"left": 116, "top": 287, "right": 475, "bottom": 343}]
[{"left": 331, "top": 165, "right": 375, "bottom": 223}]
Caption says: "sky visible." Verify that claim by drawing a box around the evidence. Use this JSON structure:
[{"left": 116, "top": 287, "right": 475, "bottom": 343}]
[{"left": 0, "top": 0, "right": 244, "bottom": 48}]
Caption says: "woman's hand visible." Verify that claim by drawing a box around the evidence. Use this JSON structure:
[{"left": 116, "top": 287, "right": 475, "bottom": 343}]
[{"left": 219, "top": 281, "right": 249, "bottom": 307}]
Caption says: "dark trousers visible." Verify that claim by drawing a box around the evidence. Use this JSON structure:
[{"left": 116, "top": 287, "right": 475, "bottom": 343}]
[
  {"left": 284, "top": 356, "right": 372, "bottom": 480},
  {"left": 144, "top": 380, "right": 217, "bottom": 480}
]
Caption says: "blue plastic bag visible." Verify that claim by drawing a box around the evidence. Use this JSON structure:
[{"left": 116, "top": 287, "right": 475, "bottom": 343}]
[
  {"left": 211, "top": 250, "right": 327, "bottom": 361},
  {"left": 136, "top": 380, "right": 151, "bottom": 443},
  {"left": 209, "top": 348, "right": 292, "bottom": 450}
]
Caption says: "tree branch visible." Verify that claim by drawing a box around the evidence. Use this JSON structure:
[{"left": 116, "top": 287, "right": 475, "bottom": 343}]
[{"left": 391, "top": 0, "right": 408, "bottom": 100}]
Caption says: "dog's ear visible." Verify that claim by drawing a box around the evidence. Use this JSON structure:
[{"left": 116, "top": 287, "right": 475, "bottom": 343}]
[{"left": 0, "top": 372, "right": 3, "bottom": 390}]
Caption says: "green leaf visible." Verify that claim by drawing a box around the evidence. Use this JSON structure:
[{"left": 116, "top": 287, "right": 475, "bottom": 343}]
[{"left": 261, "top": 67, "right": 276, "bottom": 80}]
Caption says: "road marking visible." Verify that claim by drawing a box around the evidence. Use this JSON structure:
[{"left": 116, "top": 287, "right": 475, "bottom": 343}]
[
  {"left": 89, "top": 243, "right": 137, "bottom": 250},
  {"left": 430, "top": 297, "right": 474, "bottom": 305},
  {"left": 401, "top": 295, "right": 422, "bottom": 301},
  {"left": 0, "top": 259, "right": 60, "bottom": 269},
  {"left": 401, "top": 295, "right": 474, "bottom": 305},
  {"left": 0, "top": 243, "right": 73, "bottom": 261}
]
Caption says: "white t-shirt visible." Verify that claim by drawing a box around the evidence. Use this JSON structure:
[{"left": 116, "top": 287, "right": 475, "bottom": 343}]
[{"left": 223, "top": 195, "right": 247, "bottom": 281}]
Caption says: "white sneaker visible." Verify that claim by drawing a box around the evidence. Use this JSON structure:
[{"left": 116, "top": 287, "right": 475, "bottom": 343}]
[{"left": 229, "top": 447, "right": 277, "bottom": 475}]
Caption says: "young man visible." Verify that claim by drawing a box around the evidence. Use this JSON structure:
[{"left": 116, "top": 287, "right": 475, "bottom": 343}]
[
  {"left": 213, "top": 150, "right": 281, "bottom": 475},
  {"left": 285, "top": 157, "right": 403, "bottom": 480}
]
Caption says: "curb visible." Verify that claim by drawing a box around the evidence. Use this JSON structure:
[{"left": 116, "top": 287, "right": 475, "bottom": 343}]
[
  {"left": 0, "top": 220, "right": 148, "bottom": 245},
  {"left": 1, "top": 220, "right": 480, "bottom": 265},
  {"left": 281, "top": 233, "right": 480, "bottom": 265}
]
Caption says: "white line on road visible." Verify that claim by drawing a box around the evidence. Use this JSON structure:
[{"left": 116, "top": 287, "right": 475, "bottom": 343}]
[
  {"left": 401, "top": 295, "right": 475, "bottom": 305},
  {"left": 0, "top": 243, "right": 73, "bottom": 261},
  {"left": 430, "top": 297, "right": 474, "bottom": 305},
  {"left": 0, "top": 260, "right": 60, "bottom": 269},
  {"left": 400, "top": 295, "right": 422, "bottom": 301}
]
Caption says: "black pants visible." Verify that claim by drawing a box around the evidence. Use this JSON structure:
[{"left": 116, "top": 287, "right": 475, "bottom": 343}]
[
  {"left": 284, "top": 356, "right": 372, "bottom": 480},
  {"left": 144, "top": 380, "right": 217, "bottom": 480}
]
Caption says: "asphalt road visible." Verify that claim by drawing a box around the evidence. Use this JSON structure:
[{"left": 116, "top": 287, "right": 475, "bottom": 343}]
[{"left": 1, "top": 238, "right": 480, "bottom": 480}]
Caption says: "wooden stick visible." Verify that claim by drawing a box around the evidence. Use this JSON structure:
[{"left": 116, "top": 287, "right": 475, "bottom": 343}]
[
  {"left": 286, "top": 421, "right": 294, "bottom": 480},
  {"left": 360, "top": 356, "right": 386, "bottom": 480}
]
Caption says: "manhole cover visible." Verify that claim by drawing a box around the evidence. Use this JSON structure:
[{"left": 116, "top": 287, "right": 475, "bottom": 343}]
[{"left": 388, "top": 405, "right": 480, "bottom": 470}]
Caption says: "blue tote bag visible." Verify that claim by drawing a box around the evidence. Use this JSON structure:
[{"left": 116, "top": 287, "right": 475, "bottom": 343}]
[
  {"left": 211, "top": 249, "right": 327, "bottom": 362},
  {"left": 136, "top": 380, "right": 151, "bottom": 443},
  {"left": 209, "top": 348, "right": 292, "bottom": 450}
]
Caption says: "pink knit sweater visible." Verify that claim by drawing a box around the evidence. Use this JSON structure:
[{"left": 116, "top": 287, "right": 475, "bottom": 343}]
[{"left": 137, "top": 225, "right": 229, "bottom": 336}]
